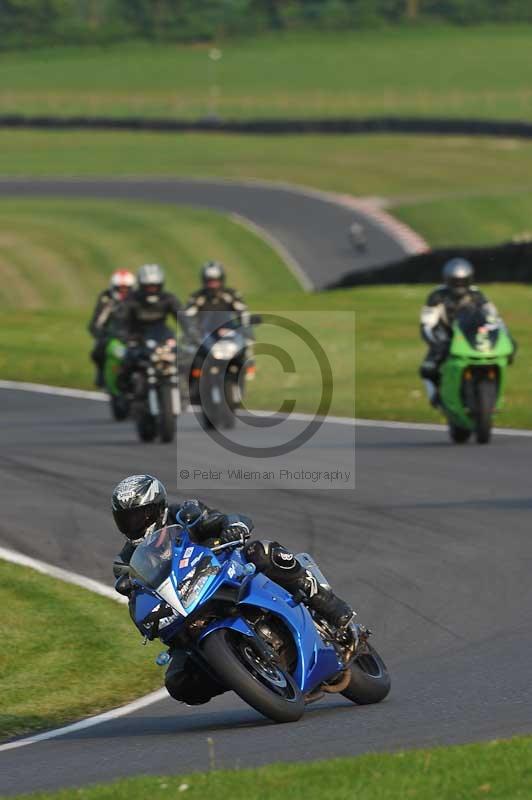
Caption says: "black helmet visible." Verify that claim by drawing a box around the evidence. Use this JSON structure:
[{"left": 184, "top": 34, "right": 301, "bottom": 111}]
[
  {"left": 137, "top": 263, "right": 165, "bottom": 300},
  {"left": 112, "top": 474, "right": 168, "bottom": 542},
  {"left": 442, "top": 258, "right": 474, "bottom": 296},
  {"left": 201, "top": 261, "right": 225, "bottom": 291},
  {"left": 175, "top": 499, "right": 207, "bottom": 528}
]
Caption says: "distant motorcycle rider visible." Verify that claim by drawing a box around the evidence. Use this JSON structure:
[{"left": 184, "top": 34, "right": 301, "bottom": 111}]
[
  {"left": 88, "top": 270, "right": 135, "bottom": 387},
  {"left": 119, "top": 264, "right": 189, "bottom": 390},
  {"left": 111, "top": 474, "right": 354, "bottom": 704},
  {"left": 419, "top": 258, "right": 505, "bottom": 406},
  {"left": 123, "top": 264, "right": 187, "bottom": 339},
  {"left": 185, "top": 261, "right": 249, "bottom": 322},
  {"left": 185, "top": 261, "right": 255, "bottom": 379}
]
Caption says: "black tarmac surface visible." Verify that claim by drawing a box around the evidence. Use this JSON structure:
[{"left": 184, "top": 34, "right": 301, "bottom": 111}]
[{"left": 0, "top": 390, "right": 531, "bottom": 795}]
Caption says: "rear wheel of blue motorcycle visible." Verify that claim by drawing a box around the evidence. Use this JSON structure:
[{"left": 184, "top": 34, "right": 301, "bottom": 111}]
[
  {"left": 341, "top": 645, "right": 391, "bottom": 705},
  {"left": 201, "top": 629, "right": 304, "bottom": 723}
]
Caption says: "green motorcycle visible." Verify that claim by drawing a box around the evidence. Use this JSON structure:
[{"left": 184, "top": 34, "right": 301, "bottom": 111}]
[
  {"left": 440, "top": 307, "right": 514, "bottom": 445},
  {"left": 104, "top": 337, "right": 130, "bottom": 421}
]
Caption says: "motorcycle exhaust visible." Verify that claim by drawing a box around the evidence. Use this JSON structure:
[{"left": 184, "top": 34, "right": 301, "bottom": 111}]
[
  {"left": 148, "top": 388, "right": 159, "bottom": 416},
  {"left": 322, "top": 669, "right": 352, "bottom": 693},
  {"left": 172, "top": 388, "right": 181, "bottom": 415}
]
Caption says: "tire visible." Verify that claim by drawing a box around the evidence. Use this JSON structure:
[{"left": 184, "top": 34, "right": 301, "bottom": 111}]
[
  {"left": 476, "top": 379, "right": 497, "bottom": 445},
  {"left": 201, "top": 629, "right": 304, "bottom": 723},
  {"left": 136, "top": 413, "right": 157, "bottom": 443},
  {"left": 110, "top": 395, "right": 129, "bottom": 422},
  {"left": 341, "top": 645, "right": 391, "bottom": 705},
  {"left": 158, "top": 385, "right": 176, "bottom": 444},
  {"left": 449, "top": 424, "right": 471, "bottom": 444}
]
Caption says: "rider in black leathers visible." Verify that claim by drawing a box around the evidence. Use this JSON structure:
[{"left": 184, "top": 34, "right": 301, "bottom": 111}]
[
  {"left": 419, "top": 258, "right": 512, "bottom": 406},
  {"left": 123, "top": 263, "right": 187, "bottom": 339},
  {"left": 111, "top": 474, "right": 354, "bottom": 705},
  {"left": 185, "top": 261, "right": 248, "bottom": 323},
  {"left": 184, "top": 261, "right": 255, "bottom": 387},
  {"left": 119, "top": 263, "right": 190, "bottom": 390}
]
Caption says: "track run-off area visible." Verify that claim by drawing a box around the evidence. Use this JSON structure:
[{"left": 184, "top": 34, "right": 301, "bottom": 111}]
[{"left": 0, "top": 179, "right": 530, "bottom": 795}]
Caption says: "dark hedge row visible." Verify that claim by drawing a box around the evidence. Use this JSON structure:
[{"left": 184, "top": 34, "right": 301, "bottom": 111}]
[
  {"left": 328, "top": 242, "right": 532, "bottom": 289},
  {"left": 3, "top": 114, "right": 532, "bottom": 137},
  {"left": 1, "top": 0, "right": 532, "bottom": 49}
]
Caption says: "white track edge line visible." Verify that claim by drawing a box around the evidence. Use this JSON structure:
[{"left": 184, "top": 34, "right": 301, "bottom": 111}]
[
  {"left": 0, "top": 545, "right": 169, "bottom": 754},
  {"left": 0, "top": 688, "right": 168, "bottom": 754},
  {"left": 229, "top": 212, "right": 313, "bottom": 291},
  {"left": 1, "top": 379, "right": 531, "bottom": 437}
]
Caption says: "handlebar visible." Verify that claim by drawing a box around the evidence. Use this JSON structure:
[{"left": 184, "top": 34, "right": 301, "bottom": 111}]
[{"left": 211, "top": 539, "right": 243, "bottom": 553}]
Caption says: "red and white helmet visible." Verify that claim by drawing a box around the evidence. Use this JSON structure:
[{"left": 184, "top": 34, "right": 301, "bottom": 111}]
[{"left": 109, "top": 270, "right": 136, "bottom": 300}]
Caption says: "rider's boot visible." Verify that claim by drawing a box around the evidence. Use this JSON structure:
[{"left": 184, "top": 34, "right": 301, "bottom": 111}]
[
  {"left": 298, "top": 572, "right": 354, "bottom": 629},
  {"left": 422, "top": 379, "right": 440, "bottom": 408}
]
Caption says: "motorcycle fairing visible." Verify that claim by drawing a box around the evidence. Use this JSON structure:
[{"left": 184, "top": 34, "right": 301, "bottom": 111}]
[
  {"left": 441, "top": 320, "right": 514, "bottom": 428},
  {"left": 198, "top": 571, "right": 344, "bottom": 694}
]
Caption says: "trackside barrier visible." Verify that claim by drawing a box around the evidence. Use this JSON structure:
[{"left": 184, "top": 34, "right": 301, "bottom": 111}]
[
  {"left": 2, "top": 114, "right": 532, "bottom": 137},
  {"left": 328, "top": 241, "right": 532, "bottom": 289}
]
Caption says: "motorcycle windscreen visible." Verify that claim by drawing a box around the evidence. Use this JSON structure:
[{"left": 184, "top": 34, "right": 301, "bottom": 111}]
[
  {"left": 454, "top": 307, "right": 502, "bottom": 352},
  {"left": 129, "top": 524, "right": 182, "bottom": 589}
]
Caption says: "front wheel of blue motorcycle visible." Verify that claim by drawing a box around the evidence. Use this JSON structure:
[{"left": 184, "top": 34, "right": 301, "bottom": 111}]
[
  {"left": 341, "top": 644, "right": 391, "bottom": 705},
  {"left": 201, "top": 629, "right": 304, "bottom": 723}
]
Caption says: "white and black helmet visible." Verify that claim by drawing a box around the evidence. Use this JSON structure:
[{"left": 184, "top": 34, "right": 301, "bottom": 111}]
[
  {"left": 137, "top": 264, "right": 165, "bottom": 296},
  {"left": 111, "top": 474, "right": 168, "bottom": 542},
  {"left": 201, "top": 260, "right": 225, "bottom": 288},
  {"left": 442, "top": 258, "right": 474, "bottom": 296}
]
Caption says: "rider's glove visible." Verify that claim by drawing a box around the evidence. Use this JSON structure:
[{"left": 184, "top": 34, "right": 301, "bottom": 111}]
[
  {"left": 115, "top": 574, "right": 134, "bottom": 597},
  {"left": 220, "top": 521, "right": 251, "bottom": 546}
]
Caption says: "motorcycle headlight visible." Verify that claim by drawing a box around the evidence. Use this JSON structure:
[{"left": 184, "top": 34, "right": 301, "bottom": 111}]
[{"left": 211, "top": 340, "right": 240, "bottom": 360}]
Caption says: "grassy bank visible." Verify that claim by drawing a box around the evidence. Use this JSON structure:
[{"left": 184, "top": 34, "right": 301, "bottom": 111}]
[
  {"left": 2, "top": 26, "right": 532, "bottom": 121},
  {"left": 395, "top": 192, "right": 532, "bottom": 247},
  {"left": 0, "top": 199, "right": 298, "bottom": 311},
  {"left": 2, "top": 285, "right": 530, "bottom": 428},
  {"left": 0, "top": 559, "right": 161, "bottom": 740},
  {"left": 11, "top": 736, "right": 532, "bottom": 799}
]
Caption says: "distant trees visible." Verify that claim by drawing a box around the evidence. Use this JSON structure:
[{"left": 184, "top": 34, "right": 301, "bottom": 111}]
[{"left": 1, "top": 0, "right": 532, "bottom": 49}]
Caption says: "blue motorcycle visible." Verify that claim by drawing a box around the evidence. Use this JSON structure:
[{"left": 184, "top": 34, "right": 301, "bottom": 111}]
[{"left": 129, "top": 523, "right": 390, "bottom": 723}]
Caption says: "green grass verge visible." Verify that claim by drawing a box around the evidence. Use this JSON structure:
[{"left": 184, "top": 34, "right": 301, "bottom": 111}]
[
  {"left": 395, "top": 192, "right": 532, "bottom": 247},
  {"left": 11, "top": 737, "right": 532, "bottom": 800},
  {"left": 0, "top": 559, "right": 161, "bottom": 740},
  {"left": 0, "top": 198, "right": 299, "bottom": 311},
  {"left": 2, "top": 26, "right": 532, "bottom": 121},
  {"left": 2, "top": 285, "right": 530, "bottom": 428}
]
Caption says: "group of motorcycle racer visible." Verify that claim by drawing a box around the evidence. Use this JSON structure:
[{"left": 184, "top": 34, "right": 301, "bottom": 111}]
[
  {"left": 96, "top": 255, "right": 515, "bottom": 706},
  {"left": 88, "top": 260, "right": 246, "bottom": 390}
]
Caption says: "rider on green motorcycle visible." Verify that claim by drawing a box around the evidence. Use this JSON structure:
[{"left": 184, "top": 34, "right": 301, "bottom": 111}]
[
  {"left": 419, "top": 258, "right": 515, "bottom": 407},
  {"left": 88, "top": 270, "right": 135, "bottom": 387}
]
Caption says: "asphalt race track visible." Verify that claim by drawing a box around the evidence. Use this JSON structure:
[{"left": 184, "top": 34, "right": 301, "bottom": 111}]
[
  {"left": 0, "top": 177, "right": 407, "bottom": 289},
  {"left": 1, "top": 180, "right": 531, "bottom": 795}
]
